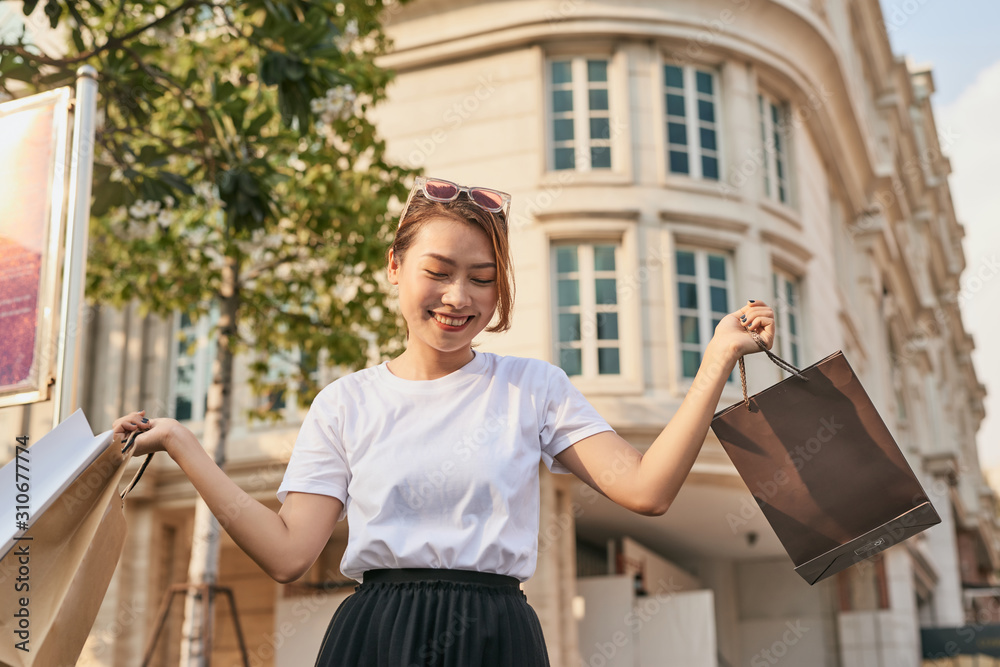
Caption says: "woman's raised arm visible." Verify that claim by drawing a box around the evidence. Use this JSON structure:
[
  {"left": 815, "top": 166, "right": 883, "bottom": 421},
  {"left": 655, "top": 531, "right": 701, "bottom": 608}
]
[
  {"left": 555, "top": 299, "right": 775, "bottom": 516},
  {"left": 113, "top": 414, "right": 342, "bottom": 583}
]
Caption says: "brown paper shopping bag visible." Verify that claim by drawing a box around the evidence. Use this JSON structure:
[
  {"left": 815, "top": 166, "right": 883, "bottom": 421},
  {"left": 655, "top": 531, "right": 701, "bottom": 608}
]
[
  {"left": 710, "top": 344, "right": 940, "bottom": 585},
  {"left": 0, "top": 410, "right": 150, "bottom": 667}
]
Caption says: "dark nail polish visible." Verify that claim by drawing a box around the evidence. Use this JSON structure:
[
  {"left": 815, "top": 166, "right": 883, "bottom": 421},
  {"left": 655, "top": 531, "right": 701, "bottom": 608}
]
[
  {"left": 748, "top": 299, "right": 756, "bottom": 303},
  {"left": 141, "top": 417, "right": 149, "bottom": 424},
  {"left": 740, "top": 315, "right": 746, "bottom": 321}
]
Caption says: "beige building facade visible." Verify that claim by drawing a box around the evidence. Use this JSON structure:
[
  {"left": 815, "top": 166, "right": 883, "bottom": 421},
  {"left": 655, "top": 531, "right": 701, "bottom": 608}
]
[{"left": 1, "top": 0, "right": 998, "bottom": 665}]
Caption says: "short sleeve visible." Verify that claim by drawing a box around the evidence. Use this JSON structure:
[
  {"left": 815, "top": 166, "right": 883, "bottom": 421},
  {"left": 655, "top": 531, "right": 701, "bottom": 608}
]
[
  {"left": 277, "top": 389, "right": 349, "bottom": 521},
  {"left": 538, "top": 364, "right": 614, "bottom": 473}
]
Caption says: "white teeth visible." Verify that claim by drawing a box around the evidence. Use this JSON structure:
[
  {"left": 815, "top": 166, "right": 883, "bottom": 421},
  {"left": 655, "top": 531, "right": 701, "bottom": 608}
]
[{"left": 434, "top": 313, "right": 470, "bottom": 327}]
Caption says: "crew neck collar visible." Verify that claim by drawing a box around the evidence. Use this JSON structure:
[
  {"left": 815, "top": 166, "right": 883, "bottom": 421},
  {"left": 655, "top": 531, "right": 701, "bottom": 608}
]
[{"left": 376, "top": 351, "right": 488, "bottom": 393}]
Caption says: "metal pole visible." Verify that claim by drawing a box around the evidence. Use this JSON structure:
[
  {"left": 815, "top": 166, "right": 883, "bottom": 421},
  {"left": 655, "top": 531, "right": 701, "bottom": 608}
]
[{"left": 53, "top": 65, "right": 99, "bottom": 427}]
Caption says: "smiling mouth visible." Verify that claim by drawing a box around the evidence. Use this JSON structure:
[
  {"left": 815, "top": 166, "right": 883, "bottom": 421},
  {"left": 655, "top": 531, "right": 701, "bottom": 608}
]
[{"left": 430, "top": 312, "right": 473, "bottom": 327}]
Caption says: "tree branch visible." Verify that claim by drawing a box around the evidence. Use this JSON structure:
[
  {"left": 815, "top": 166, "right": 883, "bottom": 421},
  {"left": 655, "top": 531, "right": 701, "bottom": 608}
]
[
  {"left": 242, "top": 247, "right": 306, "bottom": 283},
  {"left": 5, "top": 0, "right": 210, "bottom": 67}
]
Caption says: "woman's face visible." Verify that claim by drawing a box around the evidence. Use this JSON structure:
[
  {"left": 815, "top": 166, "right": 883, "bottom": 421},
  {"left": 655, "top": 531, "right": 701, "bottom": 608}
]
[{"left": 388, "top": 217, "right": 499, "bottom": 359}]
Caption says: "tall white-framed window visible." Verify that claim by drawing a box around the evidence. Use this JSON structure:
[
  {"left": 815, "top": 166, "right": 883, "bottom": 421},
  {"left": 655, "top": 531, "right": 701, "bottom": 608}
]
[
  {"left": 771, "top": 270, "right": 802, "bottom": 369},
  {"left": 675, "top": 248, "right": 733, "bottom": 378},
  {"left": 759, "top": 93, "right": 790, "bottom": 204},
  {"left": 173, "top": 307, "right": 218, "bottom": 422},
  {"left": 663, "top": 64, "right": 720, "bottom": 180},
  {"left": 553, "top": 242, "right": 621, "bottom": 377},
  {"left": 549, "top": 57, "right": 613, "bottom": 172}
]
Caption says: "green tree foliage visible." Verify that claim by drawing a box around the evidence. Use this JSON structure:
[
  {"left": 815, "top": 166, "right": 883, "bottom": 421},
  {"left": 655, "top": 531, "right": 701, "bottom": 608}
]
[{"left": 1, "top": 0, "right": 415, "bottom": 413}]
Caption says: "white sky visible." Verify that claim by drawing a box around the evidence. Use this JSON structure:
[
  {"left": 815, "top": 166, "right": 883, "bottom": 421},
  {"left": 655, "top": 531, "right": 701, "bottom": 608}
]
[{"left": 879, "top": 0, "right": 1000, "bottom": 472}]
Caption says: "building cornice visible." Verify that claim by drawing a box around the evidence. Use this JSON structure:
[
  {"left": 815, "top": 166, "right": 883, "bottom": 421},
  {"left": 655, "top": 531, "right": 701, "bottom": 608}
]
[{"left": 380, "top": 0, "right": 878, "bottom": 210}]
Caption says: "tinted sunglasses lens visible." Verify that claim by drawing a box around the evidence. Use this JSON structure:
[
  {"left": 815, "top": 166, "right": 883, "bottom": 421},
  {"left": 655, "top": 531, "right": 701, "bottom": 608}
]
[
  {"left": 470, "top": 188, "right": 505, "bottom": 212},
  {"left": 424, "top": 179, "right": 460, "bottom": 201}
]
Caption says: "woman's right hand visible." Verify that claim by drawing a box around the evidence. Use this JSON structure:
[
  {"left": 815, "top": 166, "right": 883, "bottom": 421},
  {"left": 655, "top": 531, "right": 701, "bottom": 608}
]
[{"left": 112, "top": 411, "right": 180, "bottom": 457}]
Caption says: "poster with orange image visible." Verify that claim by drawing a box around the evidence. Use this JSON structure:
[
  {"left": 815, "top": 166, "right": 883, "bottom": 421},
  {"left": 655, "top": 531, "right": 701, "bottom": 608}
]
[{"left": 0, "top": 88, "right": 71, "bottom": 405}]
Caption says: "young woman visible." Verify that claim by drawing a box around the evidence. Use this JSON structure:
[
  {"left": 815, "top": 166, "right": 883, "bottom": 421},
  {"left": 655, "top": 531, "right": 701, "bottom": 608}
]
[{"left": 116, "top": 176, "right": 775, "bottom": 666}]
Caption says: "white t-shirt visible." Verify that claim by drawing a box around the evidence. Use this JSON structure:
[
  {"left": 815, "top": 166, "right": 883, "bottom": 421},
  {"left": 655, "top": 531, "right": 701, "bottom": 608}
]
[{"left": 276, "top": 351, "right": 613, "bottom": 582}]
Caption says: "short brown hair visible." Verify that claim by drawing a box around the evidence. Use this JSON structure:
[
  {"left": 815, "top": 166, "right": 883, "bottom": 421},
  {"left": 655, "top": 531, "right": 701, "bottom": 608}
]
[{"left": 388, "top": 192, "right": 515, "bottom": 333}]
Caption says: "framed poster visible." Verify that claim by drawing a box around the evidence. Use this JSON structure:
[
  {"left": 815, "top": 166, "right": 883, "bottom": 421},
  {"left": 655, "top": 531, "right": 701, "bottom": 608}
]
[{"left": 0, "top": 87, "right": 72, "bottom": 407}]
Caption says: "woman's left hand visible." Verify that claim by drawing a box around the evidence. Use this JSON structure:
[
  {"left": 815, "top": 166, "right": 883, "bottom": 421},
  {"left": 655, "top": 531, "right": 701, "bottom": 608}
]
[{"left": 712, "top": 299, "right": 776, "bottom": 358}]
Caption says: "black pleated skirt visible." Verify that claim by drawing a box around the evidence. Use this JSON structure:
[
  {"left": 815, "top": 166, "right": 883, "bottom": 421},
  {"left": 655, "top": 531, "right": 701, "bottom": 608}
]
[{"left": 314, "top": 569, "right": 550, "bottom": 667}]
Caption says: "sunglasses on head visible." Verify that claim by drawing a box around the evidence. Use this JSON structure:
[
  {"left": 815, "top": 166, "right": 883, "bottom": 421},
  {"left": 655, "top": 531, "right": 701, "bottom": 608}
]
[{"left": 398, "top": 176, "right": 511, "bottom": 228}]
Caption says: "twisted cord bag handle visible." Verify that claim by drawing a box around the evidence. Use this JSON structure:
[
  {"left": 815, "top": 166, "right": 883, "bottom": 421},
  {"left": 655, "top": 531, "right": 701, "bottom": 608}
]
[
  {"left": 737, "top": 329, "right": 809, "bottom": 411},
  {"left": 119, "top": 430, "right": 155, "bottom": 501}
]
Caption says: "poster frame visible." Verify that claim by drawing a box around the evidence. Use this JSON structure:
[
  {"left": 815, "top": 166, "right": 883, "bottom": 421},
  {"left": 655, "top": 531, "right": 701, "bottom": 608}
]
[{"left": 0, "top": 86, "right": 72, "bottom": 407}]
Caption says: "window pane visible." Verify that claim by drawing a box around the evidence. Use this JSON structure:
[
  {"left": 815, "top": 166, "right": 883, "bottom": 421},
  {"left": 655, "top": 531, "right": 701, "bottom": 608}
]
[
  {"left": 555, "top": 148, "right": 575, "bottom": 170},
  {"left": 676, "top": 250, "right": 696, "bottom": 276},
  {"left": 792, "top": 342, "right": 800, "bottom": 367},
  {"left": 559, "top": 313, "right": 581, "bottom": 342},
  {"left": 789, "top": 312, "right": 798, "bottom": 336},
  {"left": 669, "top": 150, "right": 689, "bottom": 174},
  {"left": 668, "top": 122, "right": 687, "bottom": 145},
  {"left": 680, "top": 315, "right": 700, "bottom": 343},
  {"left": 698, "top": 99, "right": 715, "bottom": 123},
  {"left": 597, "top": 312, "right": 619, "bottom": 340},
  {"left": 664, "top": 65, "right": 683, "bottom": 88},
  {"left": 702, "top": 156, "right": 719, "bottom": 180},
  {"left": 700, "top": 127, "right": 716, "bottom": 151},
  {"left": 591, "top": 147, "right": 611, "bottom": 169},
  {"left": 554, "top": 118, "right": 575, "bottom": 142},
  {"left": 594, "top": 245, "right": 616, "bottom": 270},
  {"left": 695, "top": 71, "right": 713, "bottom": 95},
  {"left": 588, "top": 89, "right": 609, "bottom": 111},
  {"left": 678, "top": 282, "right": 698, "bottom": 309},
  {"left": 589, "top": 117, "right": 610, "bottom": 140},
  {"left": 785, "top": 280, "right": 795, "bottom": 306},
  {"left": 682, "top": 350, "right": 700, "bottom": 378},
  {"left": 175, "top": 397, "right": 192, "bottom": 421},
  {"left": 587, "top": 59, "right": 608, "bottom": 82},
  {"left": 552, "top": 61, "right": 572, "bottom": 84},
  {"left": 710, "top": 285, "right": 728, "bottom": 313},
  {"left": 598, "top": 347, "right": 620, "bottom": 375},
  {"left": 708, "top": 254, "right": 726, "bottom": 280},
  {"left": 558, "top": 279, "right": 579, "bottom": 306},
  {"left": 557, "top": 246, "right": 578, "bottom": 272},
  {"left": 553, "top": 89, "right": 573, "bottom": 112},
  {"left": 666, "top": 93, "right": 685, "bottom": 117},
  {"left": 560, "top": 348, "right": 582, "bottom": 376},
  {"left": 595, "top": 278, "right": 617, "bottom": 305}
]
